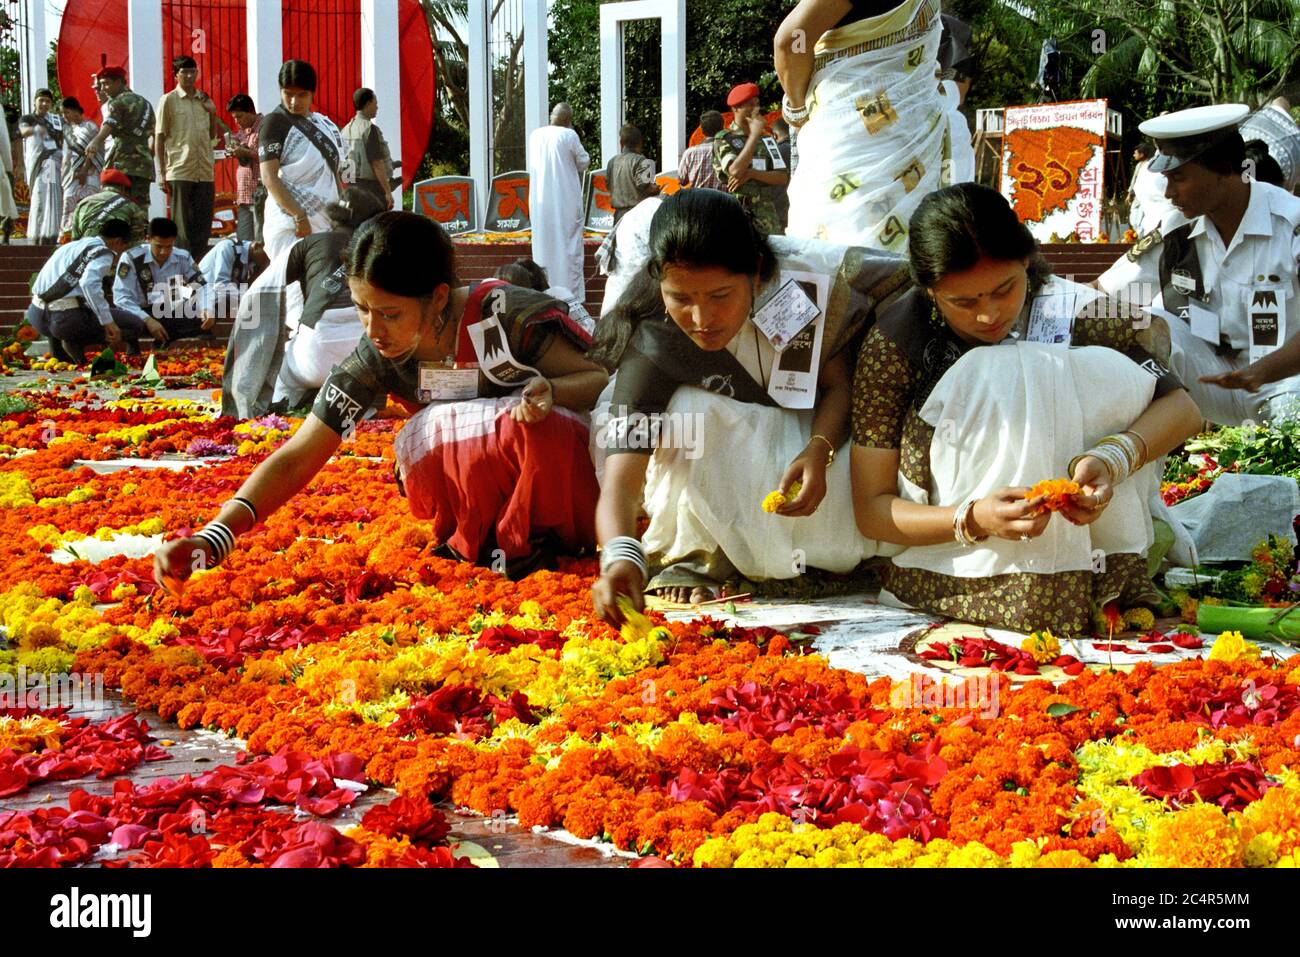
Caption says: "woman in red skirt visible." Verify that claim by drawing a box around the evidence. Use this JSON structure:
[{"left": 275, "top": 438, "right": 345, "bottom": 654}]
[{"left": 154, "top": 211, "right": 607, "bottom": 586}]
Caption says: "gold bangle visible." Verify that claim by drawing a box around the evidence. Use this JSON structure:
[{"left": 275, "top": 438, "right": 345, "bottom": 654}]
[{"left": 810, "top": 433, "right": 835, "bottom": 465}]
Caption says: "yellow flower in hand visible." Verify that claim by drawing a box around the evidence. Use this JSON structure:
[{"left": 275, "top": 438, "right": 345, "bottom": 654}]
[{"left": 762, "top": 481, "right": 802, "bottom": 514}]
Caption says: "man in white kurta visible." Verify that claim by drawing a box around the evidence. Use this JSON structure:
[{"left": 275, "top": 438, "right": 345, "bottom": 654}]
[{"left": 528, "top": 103, "right": 590, "bottom": 302}]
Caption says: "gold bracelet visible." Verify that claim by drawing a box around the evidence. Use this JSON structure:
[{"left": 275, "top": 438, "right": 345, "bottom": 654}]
[{"left": 809, "top": 433, "right": 835, "bottom": 465}]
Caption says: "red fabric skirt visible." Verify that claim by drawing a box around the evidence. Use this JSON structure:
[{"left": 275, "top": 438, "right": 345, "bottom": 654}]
[{"left": 393, "top": 397, "right": 598, "bottom": 561}]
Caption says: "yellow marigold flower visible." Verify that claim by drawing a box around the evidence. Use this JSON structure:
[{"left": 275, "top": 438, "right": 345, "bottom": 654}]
[
  {"left": 1122, "top": 607, "right": 1156, "bottom": 632},
  {"left": 110, "top": 583, "right": 138, "bottom": 601},
  {"left": 1144, "top": 804, "right": 1245, "bottom": 867},
  {"left": 0, "top": 473, "right": 36, "bottom": 508},
  {"left": 1021, "top": 629, "right": 1060, "bottom": 664},
  {"left": 1208, "top": 630, "right": 1262, "bottom": 664},
  {"left": 761, "top": 481, "right": 802, "bottom": 514}
]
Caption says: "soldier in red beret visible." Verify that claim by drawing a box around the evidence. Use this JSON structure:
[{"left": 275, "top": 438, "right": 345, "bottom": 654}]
[{"left": 711, "top": 82, "right": 785, "bottom": 235}]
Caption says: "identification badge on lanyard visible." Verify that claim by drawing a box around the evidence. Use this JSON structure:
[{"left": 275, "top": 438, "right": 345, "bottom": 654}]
[
  {"left": 460, "top": 286, "right": 543, "bottom": 388},
  {"left": 751, "top": 278, "right": 821, "bottom": 352},
  {"left": 1249, "top": 277, "right": 1286, "bottom": 362},
  {"left": 1170, "top": 269, "right": 1197, "bottom": 295},
  {"left": 417, "top": 363, "right": 479, "bottom": 402},
  {"left": 1026, "top": 291, "right": 1077, "bottom": 344},
  {"left": 763, "top": 271, "right": 828, "bottom": 410}
]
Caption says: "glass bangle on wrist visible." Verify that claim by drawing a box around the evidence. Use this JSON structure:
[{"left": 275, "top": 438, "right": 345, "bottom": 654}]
[
  {"left": 809, "top": 434, "right": 835, "bottom": 465},
  {"left": 600, "top": 536, "right": 648, "bottom": 584},
  {"left": 782, "top": 95, "right": 811, "bottom": 127}
]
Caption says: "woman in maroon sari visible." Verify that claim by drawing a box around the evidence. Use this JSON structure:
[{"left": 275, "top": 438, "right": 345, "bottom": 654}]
[{"left": 155, "top": 212, "right": 607, "bottom": 586}]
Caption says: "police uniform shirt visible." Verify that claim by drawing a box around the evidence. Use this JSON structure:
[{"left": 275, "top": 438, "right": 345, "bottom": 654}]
[
  {"left": 198, "top": 238, "right": 255, "bottom": 312},
  {"left": 111, "top": 243, "right": 205, "bottom": 322},
  {"left": 32, "top": 236, "right": 116, "bottom": 326},
  {"left": 1098, "top": 180, "right": 1300, "bottom": 354},
  {"left": 199, "top": 237, "right": 253, "bottom": 288}
]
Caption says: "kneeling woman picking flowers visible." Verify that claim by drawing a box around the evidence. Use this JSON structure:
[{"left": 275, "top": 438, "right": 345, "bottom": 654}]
[
  {"left": 155, "top": 212, "right": 608, "bottom": 588},
  {"left": 850, "top": 183, "right": 1203, "bottom": 634}
]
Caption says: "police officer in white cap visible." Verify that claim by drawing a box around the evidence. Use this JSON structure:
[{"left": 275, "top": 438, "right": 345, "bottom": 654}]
[{"left": 1097, "top": 104, "right": 1300, "bottom": 425}]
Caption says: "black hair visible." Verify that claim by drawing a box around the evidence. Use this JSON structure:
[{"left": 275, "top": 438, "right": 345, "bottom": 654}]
[
  {"left": 1192, "top": 130, "right": 1246, "bottom": 177},
  {"left": 699, "top": 110, "right": 723, "bottom": 137},
  {"left": 647, "top": 189, "right": 776, "bottom": 283},
  {"left": 325, "top": 189, "right": 386, "bottom": 229},
  {"left": 1134, "top": 141, "right": 1155, "bottom": 160},
  {"left": 34, "top": 88, "right": 53, "bottom": 101},
  {"left": 353, "top": 87, "right": 376, "bottom": 111},
  {"left": 148, "top": 217, "right": 179, "bottom": 239},
  {"left": 60, "top": 97, "right": 84, "bottom": 114},
  {"left": 588, "top": 191, "right": 776, "bottom": 370},
  {"left": 97, "top": 219, "right": 131, "bottom": 240},
  {"left": 227, "top": 93, "right": 255, "bottom": 113},
  {"left": 619, "top": 124, "right": 643, "bottom": 149},
  {"left": 346, "top": 211, "right": 457, "bottom": 298},
  {"left": 278, "top": 60, "right": 318, "bottom": 93},
  {"left": 773, "top": 117, "right": 790, "bottom": 138},
  {"left": 907, "top": 182, "right": 1050, "bottom": 290},
  {"left": 494, "top": 258, "right": 548, "bottom": 291},
  {"left": 1244, "top": 139, "right": 1284, "bottom": 187},
  {"left": 172, "top": 55, "right": 197, "bottom": 74}
]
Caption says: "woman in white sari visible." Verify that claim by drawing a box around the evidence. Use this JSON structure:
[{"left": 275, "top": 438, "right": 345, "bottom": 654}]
[
  {"left": 258, "top": 60, "right": 344, "bottom": 260},
  {"left": 59, "top": 98, "right": 103, "bottom": 237},
  {"left": 850, "top": 184, "right": 1203, "bottom": 635},
  {"left": 776, "top": 0, "right": 954, "bottom": 251},
  {"left": 589, "top": 190, "right": 908, "bottom": 621},
  {"left": 18, "top": 89, "right": 63, "bottom": 244}
]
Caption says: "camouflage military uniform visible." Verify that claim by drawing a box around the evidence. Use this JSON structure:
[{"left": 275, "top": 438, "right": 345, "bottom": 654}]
[
  {"left": 103, "top": 90, "right": 156, "bottom": 206},
  {"left": 712, "top": 126, "right": 781, "bottom": 236},
  {"left": 70, "top": 187, "right": 148, "bottom": 244}
]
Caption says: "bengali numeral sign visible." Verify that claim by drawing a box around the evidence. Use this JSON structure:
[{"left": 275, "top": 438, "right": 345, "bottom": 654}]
[
  {"left": 413, "top": 176, "right": 477, "bottom": 235},
  {"left": 483, "top": 171, "right": 531, "bottom": 233},
  {"left": 1000, "top": 99, "right": 1108, "bottom": 243}
]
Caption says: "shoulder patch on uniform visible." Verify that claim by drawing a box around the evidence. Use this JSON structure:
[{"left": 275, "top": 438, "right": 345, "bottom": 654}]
[
  {"left": 1126, "top": 228, "right": 1162, "bottom": 262},
  {"left": 118, "top": 261, "right": 130, "bottom": 279}
]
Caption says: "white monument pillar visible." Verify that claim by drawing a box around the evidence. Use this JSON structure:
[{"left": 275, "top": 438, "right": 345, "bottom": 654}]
[
  {"left": 522, "top": 0, "right": 549, "bottom": 138},
  {"left": 468, "top": 0, "right": 490, "bottom": 218},
  {"left": 16, "top": 0, "right": 47, "bottom": 112},
  {"left": 362, "top": 0, "right": 403, "bottom": 206},
  {"left": 247, "top": 0, "right": 284, "bottom": 119},
  {"left": 599, "top": 0, "right": 686, "bottom": 170},
  {"left": 127, "top": 0, "right": 167, "bottom": 217}
]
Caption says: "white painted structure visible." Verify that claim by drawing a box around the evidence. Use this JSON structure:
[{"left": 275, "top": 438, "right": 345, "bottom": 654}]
[
  {"left": 247, "top": 0, "right": 284, "bottom": 123},
  {"left": 598, "top": 0, "right": 685, "bottom": 171},
  {"left": 127, "top": 0, "right": 167, "bottom": 217},
  {"left": 13, "top": 0, "right": 47, "bottom": 112},
  {"left": 361, "top": 0, "right": 403, "bottom": 206}
]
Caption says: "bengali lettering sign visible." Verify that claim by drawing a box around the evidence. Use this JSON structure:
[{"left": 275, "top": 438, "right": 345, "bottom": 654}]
[
  {"left": 413, "top": 176, "right": 477, "bottom": 235},
  {"left": 483, "top": 171, "right": 531, "bottom": 233},
  {"left": 1000, "top": 99, "right": 1107, "bottom": 243},
  {"left": 584, "top": 169, "right": 615, "bottom": 233}
]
